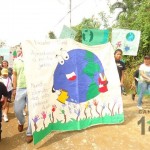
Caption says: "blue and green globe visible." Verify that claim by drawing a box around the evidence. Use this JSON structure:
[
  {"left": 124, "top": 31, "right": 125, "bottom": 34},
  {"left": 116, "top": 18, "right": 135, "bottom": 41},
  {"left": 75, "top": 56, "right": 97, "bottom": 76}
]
[{"left": 53, "top": 49, "right": 106, "bottom": 103}]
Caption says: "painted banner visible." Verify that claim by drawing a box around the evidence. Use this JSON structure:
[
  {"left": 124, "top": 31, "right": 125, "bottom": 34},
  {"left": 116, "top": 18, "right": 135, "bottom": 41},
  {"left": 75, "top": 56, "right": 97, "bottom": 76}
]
[
  {"left": 0, "top": 47, "right": 10, "bottom": 60},
  {"left": 0, "top": 47, "right": 14, "bottom": 67},
  {"left": 59, "top": 25, "right": 77, "bottom": 39},
  {"left": 22, "top": 39, "right": 124, "bottom": 144},
  {"left": 82, "top": 29, "right": 109, "bottom": 46},
  {"left": 111, "top": 29, "right": 141, "bottom": 56}
]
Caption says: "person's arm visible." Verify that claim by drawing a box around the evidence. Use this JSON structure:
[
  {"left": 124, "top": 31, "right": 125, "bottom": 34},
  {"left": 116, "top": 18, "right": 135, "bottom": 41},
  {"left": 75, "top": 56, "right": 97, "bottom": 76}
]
[
  {"left": 12, "top": 71, "right": 17, "bottom": 97},
  {"left": 13, "top": 71, "right": 17, "bottom": 89},
  {"left": 13, "top": 60, "right": 17, "bottom": 89},
  {"left": 1, "top": 95, "right": 7, "bottom": 109},
  {"left": 120, "top": 70, "right": 125, "bottom": 85},
  {"left": 134, "top": 70, "right": 139, "bottom": 81},
  {"left": 134, "top": 77, "right": 139, "bottom": 82},
  {"left": 1, "top": 82, "right": 8, "bottom": 109},
  {"left": 140, "top": 71, "right": 150, "bottom": 81},
  {"left": 120, "top": 61, "right": 126, "bottom": 85}
]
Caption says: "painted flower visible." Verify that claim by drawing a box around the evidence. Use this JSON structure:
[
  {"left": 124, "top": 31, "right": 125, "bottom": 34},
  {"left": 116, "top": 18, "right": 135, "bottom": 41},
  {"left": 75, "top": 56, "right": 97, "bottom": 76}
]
[
  {"left": 85, "top": 102, "right": 89, "bottom": 109},
  {"left": 116, "top": 41, "right": 122, "bottom": 48},
  {"left": 52, "top": 105, "right": 57, "bottom": 112},
  {"left": 41, "top": 111, "right": 47, "bottom": 120},
  {"left": 32, "top": 115, "right": 40, "bottom": 123},
  {"left": 93, "top": 100, "right": 98, "bottom": 106}
]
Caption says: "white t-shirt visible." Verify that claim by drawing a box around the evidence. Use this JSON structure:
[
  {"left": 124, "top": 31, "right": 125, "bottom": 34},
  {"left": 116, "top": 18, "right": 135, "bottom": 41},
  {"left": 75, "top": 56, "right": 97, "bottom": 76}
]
[
  {"left": 0, "top": 77, "right": 13, "bottom": 92},
  {"left": 139, "top": 64, "right": 150, "bottom": 82}
]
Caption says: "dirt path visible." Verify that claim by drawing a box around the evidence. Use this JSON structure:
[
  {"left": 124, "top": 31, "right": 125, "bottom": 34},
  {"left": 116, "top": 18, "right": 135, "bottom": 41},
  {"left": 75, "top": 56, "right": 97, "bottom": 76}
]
[{"left": 1, "top": 95, "right": 150, "bottom": 150}]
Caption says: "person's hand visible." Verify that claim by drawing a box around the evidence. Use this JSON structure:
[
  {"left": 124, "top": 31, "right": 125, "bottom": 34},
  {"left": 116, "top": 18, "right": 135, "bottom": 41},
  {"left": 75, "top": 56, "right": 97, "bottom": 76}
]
[
  {"left": 120, "top": 82, "right": 124, "bottom": 86},
  {"left": 135, "top": 77, "right": 139, "bottom": 82},
  {"left": 12, "top": 89, "right": 16, "bottom": 98}
]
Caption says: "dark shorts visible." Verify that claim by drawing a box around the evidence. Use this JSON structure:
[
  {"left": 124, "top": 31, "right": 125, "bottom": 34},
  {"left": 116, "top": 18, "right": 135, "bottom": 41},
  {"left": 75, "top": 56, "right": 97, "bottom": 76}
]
[
  {"left": 0, "top": 103, "right": 2, "bottom": 122},
  {"left": 7, "top": 91, "right": 12, "bottom": 102},
  {"left": 0, "top": 103, "right": 2, "bottom": 133}
]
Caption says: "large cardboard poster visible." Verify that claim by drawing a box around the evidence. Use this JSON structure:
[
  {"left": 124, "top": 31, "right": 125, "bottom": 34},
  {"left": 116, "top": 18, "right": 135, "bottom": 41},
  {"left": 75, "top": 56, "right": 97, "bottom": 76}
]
[
  {"left": 0, "top": 47, "right": 10, "bottom": 61},
  {"left": 111, "top": 29, "right": 141, "bottom": 56},
  {"left": 59, "top": 25, "right": 77, "bottom": 39},
  {"left": 22, "top": 39, "right": 124, "bottom": 144},
  {"left": 82, "top": 29, "right": 109, "bottom": 46},
  {"left": 0, "top": 47, "right": 13, "bottom": 67}
]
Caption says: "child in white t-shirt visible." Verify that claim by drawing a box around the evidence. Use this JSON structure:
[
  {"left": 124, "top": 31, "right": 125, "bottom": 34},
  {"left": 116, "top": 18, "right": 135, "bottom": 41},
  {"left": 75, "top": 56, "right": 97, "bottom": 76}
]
[{"left": 0, "top": 68, "right": 13, "bottom": 122}]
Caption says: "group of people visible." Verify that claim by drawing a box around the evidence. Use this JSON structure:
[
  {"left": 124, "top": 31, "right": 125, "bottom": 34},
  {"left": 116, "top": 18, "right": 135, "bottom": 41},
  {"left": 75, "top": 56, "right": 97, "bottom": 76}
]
[
  {"left": 0, "top": 61, "right": 13, "bottom": 122},
  {"left": 0, "top": 46, "right": 150, "bottom": 143},
  {"left": 0, "top": 47, "right": 33, "bottom": 143},
  {"left": 114, "top": 49, "right": 150, "bottom": 110}
]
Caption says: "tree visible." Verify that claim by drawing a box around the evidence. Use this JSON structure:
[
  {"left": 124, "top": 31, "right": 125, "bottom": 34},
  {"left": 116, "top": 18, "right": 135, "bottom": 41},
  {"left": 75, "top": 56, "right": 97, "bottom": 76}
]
[
  {"left": 110, "top": 0, "right": 150, "bottom": 67},
  {"left": 48, "top": 31, "right": 56, "bottom": 39},
  {"left": 110, "top": 0, "right": 141, "bottom": 20},
  {"left": 110, "top": 1, "right": 127, "bottom": 20},
  {"left": 98, "top": 12, "right": 111, "bottom": 29},
  {"left": 132, "top": 0, "right": 150, "bottom": 56}
]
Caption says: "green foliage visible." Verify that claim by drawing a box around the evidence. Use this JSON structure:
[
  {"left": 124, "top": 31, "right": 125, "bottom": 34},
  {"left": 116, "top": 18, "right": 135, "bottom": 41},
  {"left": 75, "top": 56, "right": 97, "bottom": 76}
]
[
  {"left": 111, "top": 0, "right": 150, "bottom": 67},
  {"left": 98, "top": 12, "right": 110, "bottom": 29},
  {"left": 48, "top": 31, "right": 56, "bottom": 39}
]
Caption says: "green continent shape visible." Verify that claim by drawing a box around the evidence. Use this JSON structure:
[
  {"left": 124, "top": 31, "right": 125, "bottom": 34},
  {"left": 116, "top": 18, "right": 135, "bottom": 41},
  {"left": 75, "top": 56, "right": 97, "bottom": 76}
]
[
  {"left": 86, "top": 82, "right": 99, "bottom": 100},
  {"left": 83, "top": 62, "right": 100, "bottom": 78},
  {"left": 83, "top": 51, "right": 100, "bottom": 78}
]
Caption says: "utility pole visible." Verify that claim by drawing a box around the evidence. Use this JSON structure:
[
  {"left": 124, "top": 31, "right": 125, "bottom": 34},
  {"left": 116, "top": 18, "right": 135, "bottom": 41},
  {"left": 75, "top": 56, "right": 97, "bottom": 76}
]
[{"left": 69, "top": 0, "right": 71, "bottom": 27}]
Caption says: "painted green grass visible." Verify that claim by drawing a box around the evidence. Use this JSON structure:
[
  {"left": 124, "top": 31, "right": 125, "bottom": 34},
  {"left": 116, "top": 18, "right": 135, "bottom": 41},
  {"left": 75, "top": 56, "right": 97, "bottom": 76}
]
[{"left": 33, "top": 113, "right": 124, "bottom": 144}]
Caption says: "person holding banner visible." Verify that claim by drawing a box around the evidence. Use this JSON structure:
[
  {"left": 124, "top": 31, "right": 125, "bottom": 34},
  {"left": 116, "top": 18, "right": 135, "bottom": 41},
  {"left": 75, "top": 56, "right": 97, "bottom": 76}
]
[
  {"left": 114, "top": 49, "right": 126, "bottom": 95},
  {"left": 13, "top": 46, "right": 33, "bottom": 143},
  {"left": 137, "top": 55, "right": 150, "bottom": 110}
]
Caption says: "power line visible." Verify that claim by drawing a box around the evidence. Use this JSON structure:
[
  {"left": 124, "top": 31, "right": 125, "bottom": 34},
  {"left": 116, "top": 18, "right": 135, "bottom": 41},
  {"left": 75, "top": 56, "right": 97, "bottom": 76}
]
[
  {"left": 54, "top": 0, "right": 88, "bottom": 28},
  {"left": 70, "top": 0, "right": 71, "bottom": 27}
]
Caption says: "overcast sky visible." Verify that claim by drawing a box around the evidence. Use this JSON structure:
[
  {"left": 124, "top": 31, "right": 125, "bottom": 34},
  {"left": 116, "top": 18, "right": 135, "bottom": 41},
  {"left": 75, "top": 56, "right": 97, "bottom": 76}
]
[{"left": 0, "top": 0, "right": 118, "bottom": 45}]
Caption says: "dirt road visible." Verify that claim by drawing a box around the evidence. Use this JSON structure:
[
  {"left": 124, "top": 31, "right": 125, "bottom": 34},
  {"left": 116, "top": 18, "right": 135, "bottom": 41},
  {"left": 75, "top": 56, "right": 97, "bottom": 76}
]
[{"left": 1, "top": 95, "right": 150, "bottom": 150}]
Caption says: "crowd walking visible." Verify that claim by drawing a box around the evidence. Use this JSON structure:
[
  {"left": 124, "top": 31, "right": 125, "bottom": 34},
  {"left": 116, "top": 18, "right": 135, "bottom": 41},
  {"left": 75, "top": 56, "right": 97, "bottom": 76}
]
[{"left": 0, "top": 46, "right": 33, "bottom": 143}]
